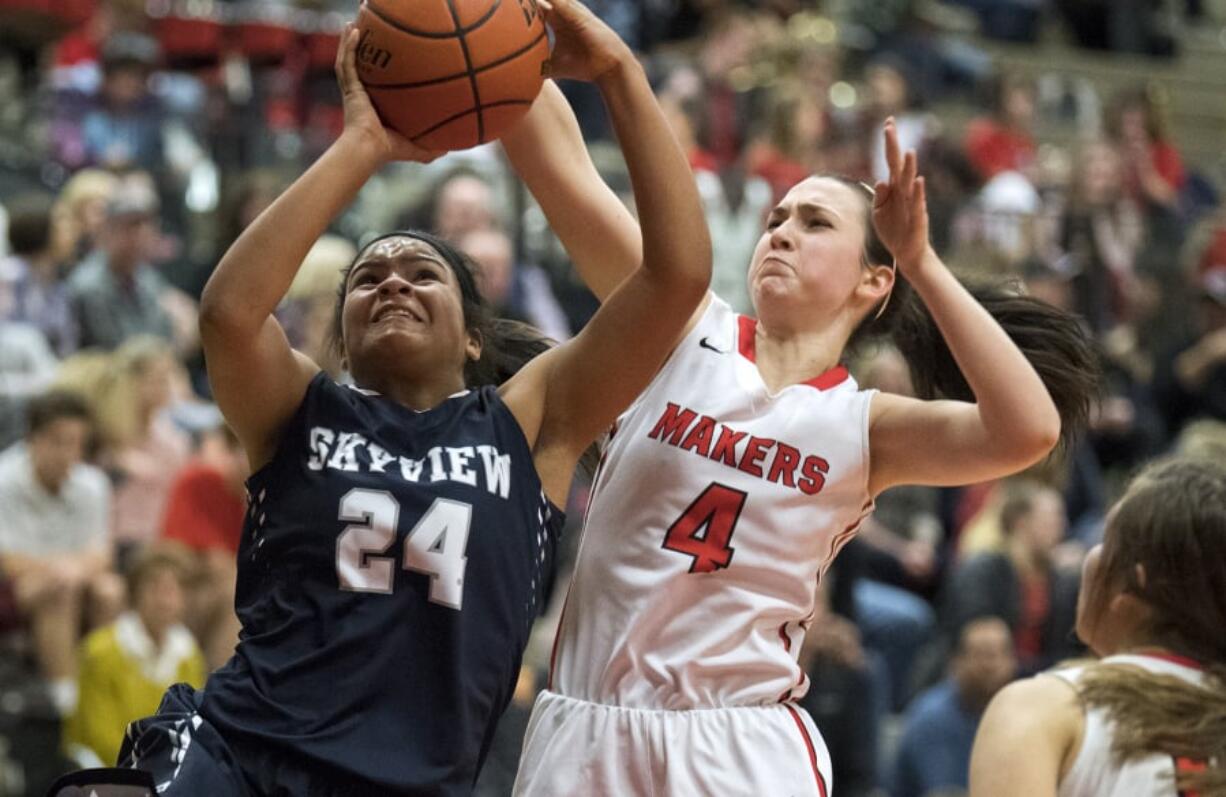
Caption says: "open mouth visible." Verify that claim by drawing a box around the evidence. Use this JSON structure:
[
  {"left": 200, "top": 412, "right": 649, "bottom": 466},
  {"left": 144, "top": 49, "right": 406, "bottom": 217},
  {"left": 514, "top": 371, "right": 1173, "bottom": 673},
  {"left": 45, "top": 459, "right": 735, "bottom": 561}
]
[{"left": 372, "top": 305, "right": 424, "bottom": 324}]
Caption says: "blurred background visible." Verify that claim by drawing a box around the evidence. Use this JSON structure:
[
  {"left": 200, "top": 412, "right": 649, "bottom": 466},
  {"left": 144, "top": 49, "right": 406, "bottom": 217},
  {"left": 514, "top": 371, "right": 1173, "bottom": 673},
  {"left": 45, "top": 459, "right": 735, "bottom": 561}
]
[{"left": 0, "top": 0, "right": 1224, "bottom": 795}]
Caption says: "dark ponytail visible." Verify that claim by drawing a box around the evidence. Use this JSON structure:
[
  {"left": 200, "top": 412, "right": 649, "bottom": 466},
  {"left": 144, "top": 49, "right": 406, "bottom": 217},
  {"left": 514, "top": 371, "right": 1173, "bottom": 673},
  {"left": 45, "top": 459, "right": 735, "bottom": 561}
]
[
  {"left": 836, "top": 178, "right": 1100, "bottom": 449},
  {"left": 332, "top": 230, "right": 554, "bottom": 389}
]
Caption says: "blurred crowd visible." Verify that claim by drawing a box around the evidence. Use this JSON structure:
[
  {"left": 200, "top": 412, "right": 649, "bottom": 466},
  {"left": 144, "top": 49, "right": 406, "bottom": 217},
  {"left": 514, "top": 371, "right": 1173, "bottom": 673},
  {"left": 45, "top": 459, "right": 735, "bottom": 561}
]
[{"left": 1, "top": 0, "right": 1225, "bottom": 795}]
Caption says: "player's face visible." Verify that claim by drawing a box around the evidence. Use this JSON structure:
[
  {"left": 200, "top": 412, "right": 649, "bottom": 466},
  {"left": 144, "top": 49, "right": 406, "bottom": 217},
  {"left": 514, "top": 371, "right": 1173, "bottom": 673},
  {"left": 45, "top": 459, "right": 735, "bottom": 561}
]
[
  {"left": 1074, "top": 541, "right": 1108, "bottom": 653},
  {"left": 749, "top": 177, "right": 871, "bottom": 326},
  {"left": 341, "top": 237, "right": 476, "bottom": 380}
]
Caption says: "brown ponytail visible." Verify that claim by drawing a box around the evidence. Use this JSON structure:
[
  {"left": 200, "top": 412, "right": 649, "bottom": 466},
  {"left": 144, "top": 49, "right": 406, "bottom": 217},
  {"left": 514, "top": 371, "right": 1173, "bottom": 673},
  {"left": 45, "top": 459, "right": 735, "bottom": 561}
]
[
  {"left": 834, "top": 177, "right": 1100, "bottom": 449},
  {"left": 1075, "top": 458, "right": 1226, "bottom": 794},
  {"left": 1077, "top": 665, "right": 1226, "bottom": 794}
]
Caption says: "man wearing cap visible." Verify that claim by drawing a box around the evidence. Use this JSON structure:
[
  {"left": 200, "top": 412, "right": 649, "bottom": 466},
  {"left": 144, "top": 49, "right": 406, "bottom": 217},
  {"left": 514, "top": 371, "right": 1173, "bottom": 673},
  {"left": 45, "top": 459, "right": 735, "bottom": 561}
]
[{"left": 65, "top": 175, "right": 197, "bottom": 353}]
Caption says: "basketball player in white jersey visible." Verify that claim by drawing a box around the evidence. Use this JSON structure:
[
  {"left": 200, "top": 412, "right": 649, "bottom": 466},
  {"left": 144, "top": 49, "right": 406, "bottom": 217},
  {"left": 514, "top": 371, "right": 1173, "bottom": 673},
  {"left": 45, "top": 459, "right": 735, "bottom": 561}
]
[
  {"left": 969, "top": 457, "right": 1226, "bottom": 797},
  {"left": 500, "top": 84, "right": 1097, "bottom": 794}
]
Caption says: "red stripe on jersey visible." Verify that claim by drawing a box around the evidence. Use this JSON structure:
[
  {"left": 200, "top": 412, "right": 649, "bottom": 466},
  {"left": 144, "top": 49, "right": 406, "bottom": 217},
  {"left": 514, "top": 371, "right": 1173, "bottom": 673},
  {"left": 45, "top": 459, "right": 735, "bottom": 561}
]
[
  {"left": 545, "top": 593, "right": 571, "bottom": 691},
  {"left": 1174, "top": 755, "right": 1206, "bottom": 797},
  {"left": 735, "top": 315, "right": 849, "bottom": 391},
  {"left": 784, "top": 704, "right": 829, "bottom": 797},
  {"left": 1140, "top": 651, "right": 1205, "bottom": 671},
  {"left": 779, "top": 623, "right": 792, "bottom": 652}
]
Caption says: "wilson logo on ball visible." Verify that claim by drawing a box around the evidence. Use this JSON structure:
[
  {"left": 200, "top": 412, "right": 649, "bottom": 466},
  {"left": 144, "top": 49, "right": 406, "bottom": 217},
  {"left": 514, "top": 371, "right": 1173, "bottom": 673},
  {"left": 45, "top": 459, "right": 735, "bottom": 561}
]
[
  {"left": 516, "top": 0, "right": 540, "bottom": 25},
  {"left": 357, "top": 30, "right": 392, "bottom": 70}
]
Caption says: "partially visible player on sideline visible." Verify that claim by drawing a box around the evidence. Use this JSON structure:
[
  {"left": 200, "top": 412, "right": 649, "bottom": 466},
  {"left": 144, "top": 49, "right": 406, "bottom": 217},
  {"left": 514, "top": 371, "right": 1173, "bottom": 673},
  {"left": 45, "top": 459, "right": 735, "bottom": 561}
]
[
  {"left": 501, "top": 86, "right": 1097, "bottom": 794},
  {"left": 970, "top": 457, "right": 1226, "bottom": 797},
  {"left": 119, "top": 4, "right": 710, "bottom": 794}
]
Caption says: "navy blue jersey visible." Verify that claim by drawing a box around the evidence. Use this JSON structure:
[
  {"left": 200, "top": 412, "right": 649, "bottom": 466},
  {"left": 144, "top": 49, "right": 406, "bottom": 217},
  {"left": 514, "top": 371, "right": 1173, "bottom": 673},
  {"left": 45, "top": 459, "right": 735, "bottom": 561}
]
[{"left": 199, "top": 374, "right": 563, "bottom": 794}]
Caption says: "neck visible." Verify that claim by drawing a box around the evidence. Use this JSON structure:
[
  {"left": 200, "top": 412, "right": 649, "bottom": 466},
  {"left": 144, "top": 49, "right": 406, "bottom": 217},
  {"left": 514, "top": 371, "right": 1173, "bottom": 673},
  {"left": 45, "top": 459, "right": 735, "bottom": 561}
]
[
  {"left": 357, "top": 371, "right": 467, "bottom": 412},
  {"left": 956, "top": 682, "right": 993, "bottom": 715},
  {"left": 753, "top": 316, "right": 847, "bottom": 394},
  {"left": 34, "top": 468, "right": 63, "bottom": 496}
]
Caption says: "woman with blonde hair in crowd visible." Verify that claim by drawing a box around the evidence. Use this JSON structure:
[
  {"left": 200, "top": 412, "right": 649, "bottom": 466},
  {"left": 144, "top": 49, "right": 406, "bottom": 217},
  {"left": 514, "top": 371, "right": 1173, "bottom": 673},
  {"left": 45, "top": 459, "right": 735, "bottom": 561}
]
[
  {"left": 970, "top": 457, "right": 1226, "bottom": 796},
  {"left": 56, "top": 335, "right": 190, "bottom": 565}
]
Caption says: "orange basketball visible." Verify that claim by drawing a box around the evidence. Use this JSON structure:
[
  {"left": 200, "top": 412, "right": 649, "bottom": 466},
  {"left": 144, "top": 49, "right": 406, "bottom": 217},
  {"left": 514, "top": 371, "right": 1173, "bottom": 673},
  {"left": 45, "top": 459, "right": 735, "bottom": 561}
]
[{"left": 353, "top": 0, "right": 550, "bottom": 152}]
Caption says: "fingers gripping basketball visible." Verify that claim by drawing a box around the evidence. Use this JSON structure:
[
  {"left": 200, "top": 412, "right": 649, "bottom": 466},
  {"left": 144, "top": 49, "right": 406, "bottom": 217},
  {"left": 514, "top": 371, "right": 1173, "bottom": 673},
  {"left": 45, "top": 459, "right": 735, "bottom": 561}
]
[{"left": 354, "top": 0, "right": 550, "bottom": 151}]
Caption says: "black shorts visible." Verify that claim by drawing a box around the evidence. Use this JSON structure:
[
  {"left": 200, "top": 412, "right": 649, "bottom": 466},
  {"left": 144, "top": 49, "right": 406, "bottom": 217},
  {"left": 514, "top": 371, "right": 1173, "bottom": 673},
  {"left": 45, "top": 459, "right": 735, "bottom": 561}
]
[{"left": 119, "top": 684, "right": 367, "bottom": 797}]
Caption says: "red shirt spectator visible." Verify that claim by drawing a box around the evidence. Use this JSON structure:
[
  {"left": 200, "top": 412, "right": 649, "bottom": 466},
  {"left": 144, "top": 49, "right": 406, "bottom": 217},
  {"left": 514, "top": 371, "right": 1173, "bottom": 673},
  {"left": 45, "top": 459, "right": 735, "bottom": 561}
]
[
  {"left": 160, "top": 462, "right": 244, "bottom": 555},
  {"left": 964, "top": 118, "right": 1035, "bottom": 181}
]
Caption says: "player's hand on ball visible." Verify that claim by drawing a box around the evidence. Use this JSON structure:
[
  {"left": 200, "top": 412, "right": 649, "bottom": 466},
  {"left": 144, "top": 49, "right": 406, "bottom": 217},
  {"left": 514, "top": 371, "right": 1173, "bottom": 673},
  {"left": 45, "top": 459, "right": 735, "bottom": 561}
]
[
  {"left": 538, "top": 0, "right": 634, "bottom": 84},
  {"left": 335, "top": 24, "right": 440, "bottom": 164},
  {"left": 871, "top": 117, "right": 931, "bottom": 275}
]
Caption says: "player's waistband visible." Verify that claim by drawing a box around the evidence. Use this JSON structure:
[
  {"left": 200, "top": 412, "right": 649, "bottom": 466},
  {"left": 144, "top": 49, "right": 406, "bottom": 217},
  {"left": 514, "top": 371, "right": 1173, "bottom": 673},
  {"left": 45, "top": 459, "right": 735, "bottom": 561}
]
[{"left": 535, "top": 688, "right": 804, "bottom": 716}]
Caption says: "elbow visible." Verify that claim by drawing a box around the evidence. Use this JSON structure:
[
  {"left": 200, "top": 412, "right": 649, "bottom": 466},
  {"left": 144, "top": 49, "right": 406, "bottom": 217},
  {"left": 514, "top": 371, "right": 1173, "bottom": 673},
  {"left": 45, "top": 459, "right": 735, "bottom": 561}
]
[{"left": 1013, "top": 412, "right": 1062, "bottom": 466}]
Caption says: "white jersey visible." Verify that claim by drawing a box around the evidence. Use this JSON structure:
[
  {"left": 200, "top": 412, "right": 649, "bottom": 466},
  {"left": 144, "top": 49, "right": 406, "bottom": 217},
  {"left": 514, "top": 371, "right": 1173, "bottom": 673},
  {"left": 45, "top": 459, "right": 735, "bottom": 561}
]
[
  {"left": 550, "top": 296, "right": 876, "bottom": 709},
  {"left": 1051, "top": 653, "right": 1210, "bottom": 797}
]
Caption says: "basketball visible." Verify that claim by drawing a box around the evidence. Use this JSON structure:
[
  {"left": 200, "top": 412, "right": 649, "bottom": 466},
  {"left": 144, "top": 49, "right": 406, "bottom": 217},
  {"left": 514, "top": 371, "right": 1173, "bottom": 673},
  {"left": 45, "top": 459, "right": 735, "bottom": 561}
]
[{"left": 353, "top": 0, "right": 550, "bottom": 152}]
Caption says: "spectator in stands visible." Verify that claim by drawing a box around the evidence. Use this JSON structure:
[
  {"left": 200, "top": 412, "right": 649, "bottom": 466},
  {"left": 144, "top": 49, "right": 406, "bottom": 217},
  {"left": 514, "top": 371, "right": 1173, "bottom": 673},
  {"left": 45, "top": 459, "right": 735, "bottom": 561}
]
[
  {"left": 0, "top": 194, "right": 78, "bottom": 357},
  {"left": 799, "top": 576, "right": 883, "bottom": 797},
  {"left": 56, "top": 336, "right": 191, "bottom": 565},
  {"left": 946, "top": 479, "right": 1082, "bottom": 673},
  {"left": 460, "top": 226, "right": 572, "bottom": 342},
  {"left": 1107, "top": 88, "right": 1186, "bottom": 217},
  {"left": 0, "top": 322, "right": 60, "bottom": 450},
  {"left": 80, "top": 32, "right": 164, "bottom": 172},
  {"left": 0, "top": 391, "right": 123, "bottom": 716},
  {"left": 65, "top": 546, "right": 206, "bottom": 767},
  {"left": 1155, "top": 267, "right": 1226, "bottom": 432},
  {"left": 863, "top": 55, "right": 934, "bottom": 185},
  {"left": 159, "top": 424, "right": 246, "bottom": 668},
  {"left": 963, "top": 74, "right": 1037, "bottom": 182},
  {"left": 431, "top": 170, "right": 499, "bottom": 244},
  {"left": 1044, "top": 139, "right": 1142, "bottom": 333},
  {"left": 66, "top": 174, "right": 198, "bottom": 354},
  {"left": 892, "top": 617, "right": 1017, "bottom": 797},
  {"left": 746, "top": 81, "right": 829, "bottom": 202},
  {"left": 55, "top": 168, "right": 120, "bottom": 262},
  {"left": 277, "top": 235, "right": 355, "bottom": 379}
]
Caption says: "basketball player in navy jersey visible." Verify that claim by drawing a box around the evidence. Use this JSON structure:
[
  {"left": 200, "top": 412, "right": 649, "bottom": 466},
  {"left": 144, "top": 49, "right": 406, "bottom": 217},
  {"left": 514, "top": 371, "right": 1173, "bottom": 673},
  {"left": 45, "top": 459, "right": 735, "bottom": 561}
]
[{"left": 119, "top": 3, "right": 710, "bottom": 794}]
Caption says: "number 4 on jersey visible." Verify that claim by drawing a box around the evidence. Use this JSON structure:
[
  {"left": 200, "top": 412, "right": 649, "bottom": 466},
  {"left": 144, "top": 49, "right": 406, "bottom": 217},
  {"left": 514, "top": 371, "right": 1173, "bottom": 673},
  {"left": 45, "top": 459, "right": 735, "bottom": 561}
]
[{"left": 662, "top": 483, "right": 747, "bottom": 573}]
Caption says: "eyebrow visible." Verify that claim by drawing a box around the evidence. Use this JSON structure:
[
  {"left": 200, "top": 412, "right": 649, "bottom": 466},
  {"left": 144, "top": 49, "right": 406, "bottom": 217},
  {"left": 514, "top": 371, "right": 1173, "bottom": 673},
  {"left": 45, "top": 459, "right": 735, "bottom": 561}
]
[{"left": 769, "top": 201, "right": 844, "bottom": 220}]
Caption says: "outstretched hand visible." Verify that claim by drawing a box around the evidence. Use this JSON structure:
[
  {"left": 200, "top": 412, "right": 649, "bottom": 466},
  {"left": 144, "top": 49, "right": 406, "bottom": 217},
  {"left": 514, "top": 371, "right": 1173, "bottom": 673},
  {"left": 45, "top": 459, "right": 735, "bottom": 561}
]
[
  {"left": 539, "top": 0, "right": 634, "bottom": 84},
  {"left": 871, "top": 118, "right": 931, "bottom": 274},
  {"left": 335, "top": 24, "right": 440, "bottom": 164}
]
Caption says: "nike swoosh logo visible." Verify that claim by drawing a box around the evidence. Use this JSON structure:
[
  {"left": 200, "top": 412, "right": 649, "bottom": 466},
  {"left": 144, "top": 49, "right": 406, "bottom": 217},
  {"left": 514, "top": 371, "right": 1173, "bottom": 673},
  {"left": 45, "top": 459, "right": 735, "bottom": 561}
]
[{"left": 699, "top": 337, "right": 728, "bottom": 354}]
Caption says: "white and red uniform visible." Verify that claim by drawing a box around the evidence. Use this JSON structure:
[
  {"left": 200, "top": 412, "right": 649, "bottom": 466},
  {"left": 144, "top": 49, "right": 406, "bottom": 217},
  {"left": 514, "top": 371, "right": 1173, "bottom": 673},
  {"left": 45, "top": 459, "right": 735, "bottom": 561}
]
[
  {"left": 1050, "top": 652, "right": 1212, "bottom": 797},
  {"left": 515, "top": 297, "right": 876, "bottom": 796}
]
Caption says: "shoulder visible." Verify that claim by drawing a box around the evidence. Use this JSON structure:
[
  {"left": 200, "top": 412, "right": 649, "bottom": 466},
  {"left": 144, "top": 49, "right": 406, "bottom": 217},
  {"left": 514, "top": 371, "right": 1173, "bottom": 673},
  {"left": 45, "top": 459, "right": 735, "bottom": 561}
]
[
  {"left": 65, "top": 257, "right": 105, "bottom": 291},
  {"left": 69, "top": 461, "right": 112, "bottom": 501},
  {"left": 982, "top": 673, "right": 1082, "bottom": 742}
]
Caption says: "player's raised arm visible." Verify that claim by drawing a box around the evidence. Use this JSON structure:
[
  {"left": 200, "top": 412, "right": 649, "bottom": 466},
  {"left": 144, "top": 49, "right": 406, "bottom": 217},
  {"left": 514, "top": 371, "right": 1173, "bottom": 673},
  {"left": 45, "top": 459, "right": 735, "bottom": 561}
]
[
  {"left": 199, "top": 25, "right": 436, "bottom": 468},
  {"left": 500, "top": 81, "right": 642, "bottom": 303},
  {"left": 499, "top": 0, "right": 710, "bottom": 496},
  {"left": 866, "top": 120, "right": 1090, "bottom": 494}
]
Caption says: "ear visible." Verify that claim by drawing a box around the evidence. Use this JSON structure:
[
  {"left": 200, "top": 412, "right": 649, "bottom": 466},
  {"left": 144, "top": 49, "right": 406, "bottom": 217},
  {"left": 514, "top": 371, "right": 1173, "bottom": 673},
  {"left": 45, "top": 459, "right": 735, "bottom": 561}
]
[
  {"left": 466, "top": 328, "right": 484, "bottom": 363},
  {"left": 857, "top": 262, "right": 895, "bottom": 308},
  {"left": 1133, "top": 562, "right": 1148, "bottom": 590}
]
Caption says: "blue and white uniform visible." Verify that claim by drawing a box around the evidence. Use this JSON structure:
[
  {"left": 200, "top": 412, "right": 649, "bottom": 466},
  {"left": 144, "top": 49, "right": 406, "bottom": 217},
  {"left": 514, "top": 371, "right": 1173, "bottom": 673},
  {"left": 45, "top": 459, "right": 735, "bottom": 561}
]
[{"left": 123, "top": 373, "right": 563, "bottom": 796}]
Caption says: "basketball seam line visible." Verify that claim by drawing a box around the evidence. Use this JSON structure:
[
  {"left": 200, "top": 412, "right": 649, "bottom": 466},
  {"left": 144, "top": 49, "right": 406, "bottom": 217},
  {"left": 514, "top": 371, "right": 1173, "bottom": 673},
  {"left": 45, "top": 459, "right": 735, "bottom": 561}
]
[
  {"left": 410, "top": 99, "right": 533, "bottom": 141},
  {"left": 443, "top": 0, "right": 485, "bottom": 142},
  {"left": 362, "top": 28, "right": 547, "bottom": 90},
  {"left": 364, "top": 0, "right": 501, "bottom": 39}
]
